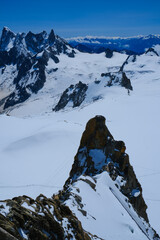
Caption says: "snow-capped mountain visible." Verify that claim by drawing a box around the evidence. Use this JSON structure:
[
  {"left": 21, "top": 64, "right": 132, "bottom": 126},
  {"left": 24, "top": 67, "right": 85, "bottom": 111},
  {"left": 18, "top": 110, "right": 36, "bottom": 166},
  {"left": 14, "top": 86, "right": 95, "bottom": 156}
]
[
  {"left": 0, "top": 27, "right": 75, "bottom": 110},
  {"left": 1, "top": 27, "right": 160, "bottom": 116},
  {"left": 67, "top": 35, "right": 160, "bottom": 54},
  {"left": 0, "top": 27, "right": 160, "bottom": 239}
]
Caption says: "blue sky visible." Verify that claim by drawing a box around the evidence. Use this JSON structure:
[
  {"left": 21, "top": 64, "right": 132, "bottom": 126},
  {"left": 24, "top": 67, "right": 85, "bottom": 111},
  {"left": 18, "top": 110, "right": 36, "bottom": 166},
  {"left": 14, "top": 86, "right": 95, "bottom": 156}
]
[{"left": 0, "top": 0, "right": 160, "bottom": 37}]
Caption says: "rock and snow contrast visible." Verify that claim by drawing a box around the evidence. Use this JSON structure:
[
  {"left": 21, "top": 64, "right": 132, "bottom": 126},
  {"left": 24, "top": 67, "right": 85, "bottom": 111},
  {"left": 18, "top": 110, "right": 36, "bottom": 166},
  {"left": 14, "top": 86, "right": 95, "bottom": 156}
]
[
  {"left": 0, "top": 27, "right": 160, "bottom": 239},
  {"left": 0, "top": 116, "right": 159, "bottom": 240}
]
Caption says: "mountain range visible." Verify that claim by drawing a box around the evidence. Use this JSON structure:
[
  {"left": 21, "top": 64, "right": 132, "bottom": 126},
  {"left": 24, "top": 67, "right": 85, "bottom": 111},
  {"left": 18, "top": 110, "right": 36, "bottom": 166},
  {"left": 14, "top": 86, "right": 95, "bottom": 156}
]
[
  {"left": 67, "top": 35, "right": 160, "bottom": 54},
  {"left": 0, "top": 27, "right": 160, "bottom": 240}
]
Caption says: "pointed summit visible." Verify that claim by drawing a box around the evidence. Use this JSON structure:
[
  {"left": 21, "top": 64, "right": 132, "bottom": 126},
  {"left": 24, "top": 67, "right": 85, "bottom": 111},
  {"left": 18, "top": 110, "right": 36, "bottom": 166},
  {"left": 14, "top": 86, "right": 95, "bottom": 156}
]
[
  {"left": 65, "top": 115, "right": 148, "bottom": 222},
  {"left": 0, "top": 26, "right": 16, "bottom": 51},
  {"left": 48, "top": 29, "right": 55, "bottom": 45},
  {"left": 25, "top": 30, "right": 48, "bottom": 53}
]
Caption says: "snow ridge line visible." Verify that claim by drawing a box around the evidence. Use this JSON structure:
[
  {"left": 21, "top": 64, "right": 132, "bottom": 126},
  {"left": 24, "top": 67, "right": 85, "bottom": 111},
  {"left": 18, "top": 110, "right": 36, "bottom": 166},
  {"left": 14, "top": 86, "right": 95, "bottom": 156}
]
[{"left": 109, "top": 187, "right": 153, "bottom": 240}]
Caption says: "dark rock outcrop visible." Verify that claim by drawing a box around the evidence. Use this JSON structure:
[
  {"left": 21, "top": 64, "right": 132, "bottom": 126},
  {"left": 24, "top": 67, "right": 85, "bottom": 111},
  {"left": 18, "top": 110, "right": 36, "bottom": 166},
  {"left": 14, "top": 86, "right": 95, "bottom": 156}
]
[
  {"left": 25, "top": 31, "right": 48, "bottom": 53},
  {"left": 145, "top": 48, "right": 159, "bottom": 56},
  {"left": 121, "top": 72, "right": 133, "bottom": 90},
  {"left": 53, "top": 81, "right": 88, "bottom": 111},
  {"left": 119, "top": 55, "right": 137, "bottom": 72},
  {"left": 0, "top": 27, "right": 16, "bottom": 51},
  {"left": 105, "top": 48, "right": 113, "bottom": 58},
  {"left": 0, "top": 27, "right": 76, "bottom": 110},
  {"left": 0, "top": 116, "right": 159, "bottom": 239},
  {"left": 65, "top": 115, "right": 147, "bottom": 222},
  {"left": 101, "top": 71, "right": 133, "bottom": 90},
  {"left": 0, "top": 194, "right": 91, "bottom": 240}
]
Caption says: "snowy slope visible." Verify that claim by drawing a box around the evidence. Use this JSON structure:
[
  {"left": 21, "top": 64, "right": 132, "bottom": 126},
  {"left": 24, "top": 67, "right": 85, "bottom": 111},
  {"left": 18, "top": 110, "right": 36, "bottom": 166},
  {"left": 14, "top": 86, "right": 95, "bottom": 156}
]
[
  {"left": 65, "top": 173, "right": 155, "bottom": 240},
  {"left": 0, "top": 29, "right": 160, "bottom": 238},
  {"left": 0, "top": 72, "right": 160, "bottom": 235},
  {"left": 0, "top": 50, "right": 127, "bottom": 116}
]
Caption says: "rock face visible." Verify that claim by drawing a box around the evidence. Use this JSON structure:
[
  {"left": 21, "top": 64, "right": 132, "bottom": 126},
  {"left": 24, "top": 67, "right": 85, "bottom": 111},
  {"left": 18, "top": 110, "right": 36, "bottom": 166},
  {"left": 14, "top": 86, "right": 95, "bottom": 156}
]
[
  {"left": 145, "top": 48, "right": 159, "bottom": 56},
  {"left": 65, "top": 116, "right": 147, "bottom": 221},
  {"left": 0, "top": 27, "right": 75, "bottom": 110},
  {"left": 53, "top": 81, "right": 88, "bottom": 111},
  {"left": 105, "top": 48, "right": 113, "bottom": 58},
  {"left": 0, "top": 194, "right": 91, "bottom": 240},
  {"left": 53, "top": 70, "right": 133, "bottom": 112},
  {"left": 101, "top": 71, "right": 133, "bottom": 90}
]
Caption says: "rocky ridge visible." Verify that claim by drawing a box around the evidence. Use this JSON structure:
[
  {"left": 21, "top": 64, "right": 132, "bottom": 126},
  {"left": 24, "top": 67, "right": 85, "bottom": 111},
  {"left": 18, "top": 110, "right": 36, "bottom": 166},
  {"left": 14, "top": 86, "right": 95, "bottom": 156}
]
[
  {"left": 64, "top": 116, "right": 147, "bottom": 221},
  {"left": 0, "top": 27, "right": 135, "bottom": 115},
  {"left": 0, "top": 194, "right": 91, "bottom": 240},
  {"left": 0, "top": 27, "right": 75, "bottom": 110},
  {"left": 0, "top": 116, "right": 159, "bottom": 239},
  {"left": 53, "top": 69, "right": 133, "bottom": 112}
]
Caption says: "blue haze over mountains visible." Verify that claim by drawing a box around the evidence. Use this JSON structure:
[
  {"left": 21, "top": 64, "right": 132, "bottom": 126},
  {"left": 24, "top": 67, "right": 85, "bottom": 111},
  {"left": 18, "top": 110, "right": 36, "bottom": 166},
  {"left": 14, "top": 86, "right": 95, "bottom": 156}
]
[{"left": 67, "top": 35, "right": 160, "bottom": 54}]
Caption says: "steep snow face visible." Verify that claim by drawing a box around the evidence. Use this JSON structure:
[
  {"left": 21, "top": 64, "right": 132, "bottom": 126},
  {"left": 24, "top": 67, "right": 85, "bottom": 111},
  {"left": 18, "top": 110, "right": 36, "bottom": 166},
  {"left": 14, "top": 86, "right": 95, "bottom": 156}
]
[{"left": 64, "top": 173, "right": 156, "bottom": 240}]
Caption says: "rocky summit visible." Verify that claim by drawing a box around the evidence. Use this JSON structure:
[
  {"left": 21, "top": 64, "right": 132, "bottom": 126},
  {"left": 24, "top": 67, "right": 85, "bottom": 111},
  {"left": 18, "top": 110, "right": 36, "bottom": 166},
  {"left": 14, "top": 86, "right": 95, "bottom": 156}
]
[
  {"left": 0, "top": 27, "right": 136, "bottom": 115},
  {"left": 0, "top": 116, "right": 159, "bottom": 240},
  {"left": 0, "top": 27, "right": 75, "bottom": 110},
  {"left": 65, "top": 116, "right": 147, "bottom": 220}
]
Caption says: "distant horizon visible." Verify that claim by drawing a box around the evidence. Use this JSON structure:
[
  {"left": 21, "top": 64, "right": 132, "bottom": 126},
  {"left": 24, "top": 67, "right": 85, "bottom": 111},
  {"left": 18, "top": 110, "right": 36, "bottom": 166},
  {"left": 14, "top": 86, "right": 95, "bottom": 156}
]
[
  {"left": 1, "top": 26, "right": 160, "bottom": 39},
  {"left": 1, "top": 0, "right": 160, "bottom": 38}
]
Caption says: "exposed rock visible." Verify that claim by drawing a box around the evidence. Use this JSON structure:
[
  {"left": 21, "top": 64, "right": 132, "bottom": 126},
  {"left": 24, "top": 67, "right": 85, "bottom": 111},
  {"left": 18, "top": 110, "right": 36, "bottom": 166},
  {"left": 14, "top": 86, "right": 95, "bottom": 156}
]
[
  {"left": 121, "top": 72, "right": 133, "bottom": 90},
  {"left": 145, "top": 48, "right": 159, "bottom": 56},
  {"left": 0, "top": 116, "right": 159, "bottom": 239},
  {"left": 105, "top": 48, "right": 113, "bottom": 58},
  {"left": 25, "top": 31, "right": 48, "bottom": 53},
  {"left": 119, "top": 55, "right": 137, "bottom": 72},
  {"left": 0, "top": 194, "right": 91, "bottom": 240},
  {"left": 101, "top": 71, "right": 133, "bottom": 90},
  {"left": 53, "top": 81, "right": 88, "bottom": 111},
  {"left": 0, "top": 27, "right": 76, "bottom": 110},
  {"left": 0, "top": 27, "right": 16, "bottom": 51},
  {"left": 65, "top": 115, "right": 147, "bottom": 222},
  {"left": 48, "top": 29, "right": 55, "bottom": 46}
]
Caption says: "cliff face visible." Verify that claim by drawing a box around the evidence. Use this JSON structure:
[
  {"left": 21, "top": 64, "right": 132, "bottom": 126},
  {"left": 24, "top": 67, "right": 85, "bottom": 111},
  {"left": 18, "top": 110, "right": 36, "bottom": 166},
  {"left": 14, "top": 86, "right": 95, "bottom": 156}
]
[{"left": 65, "top": 115, "right": 147, "bottom": 221}]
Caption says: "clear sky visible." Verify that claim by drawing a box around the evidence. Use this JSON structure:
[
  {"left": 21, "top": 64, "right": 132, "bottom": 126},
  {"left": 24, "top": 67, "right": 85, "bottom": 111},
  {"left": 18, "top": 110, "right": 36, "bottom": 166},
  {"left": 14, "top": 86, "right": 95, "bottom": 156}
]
[{"left": 0, "top": 0, "right": 160, "bottom": 37}]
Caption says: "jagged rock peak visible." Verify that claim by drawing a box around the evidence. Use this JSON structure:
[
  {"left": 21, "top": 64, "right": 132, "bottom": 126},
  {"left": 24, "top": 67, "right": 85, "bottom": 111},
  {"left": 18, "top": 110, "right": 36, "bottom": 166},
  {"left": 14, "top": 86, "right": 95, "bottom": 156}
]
[
  {"left": 80, "top": 115, "right": 113, "bottom": 149},
  {"left": 48, "top": 29, "right": 55, "bottom": 45},
  {"left": 0, "top": 26, "right": 76, "bottom": 110},
  {"left": 65, "top": 115, "right": 149, "bottom": 222},
  {"left": 0, "top": 27, "right": 16, "bottom": 51},
  {"left": 53, "top": 81, "right": 88, "bottom": 112}
]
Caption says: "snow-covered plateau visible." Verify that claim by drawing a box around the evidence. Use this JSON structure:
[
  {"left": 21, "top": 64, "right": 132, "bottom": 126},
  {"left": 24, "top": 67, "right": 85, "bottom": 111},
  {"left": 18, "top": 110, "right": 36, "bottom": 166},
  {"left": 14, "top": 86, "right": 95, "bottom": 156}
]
[{"left": 0, "top": 28, "right": 160, "bottom": 239}]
